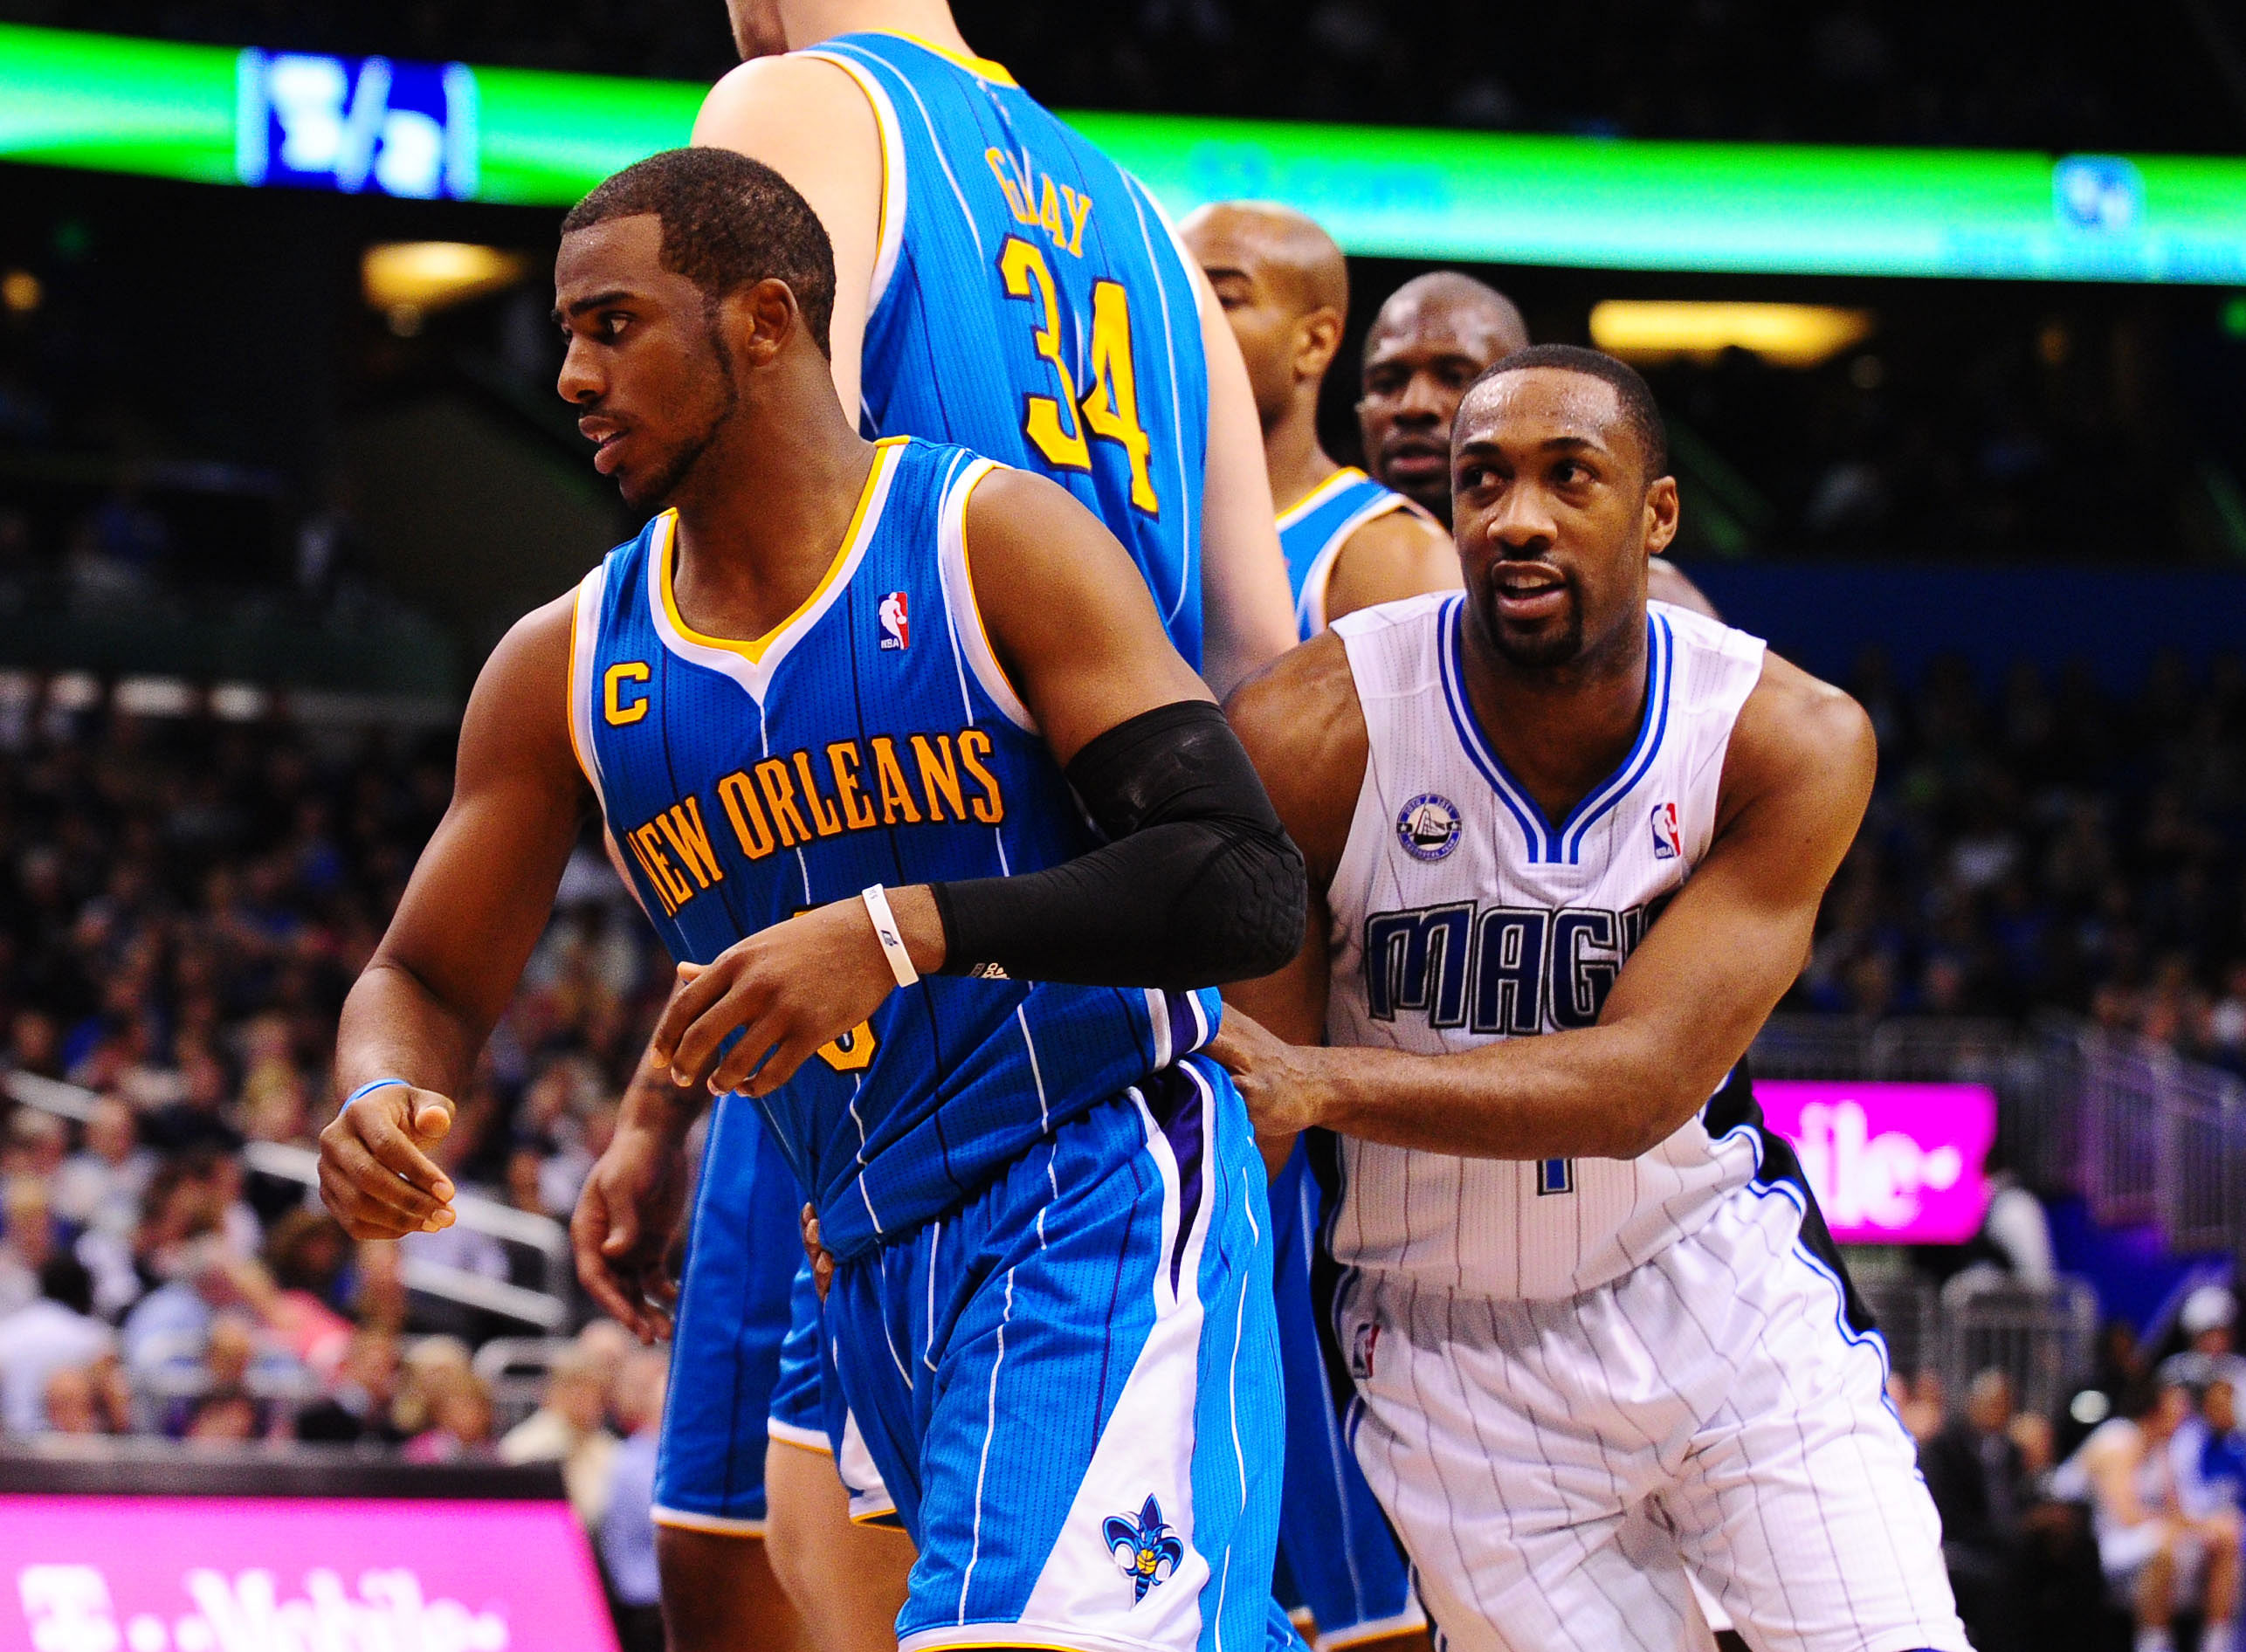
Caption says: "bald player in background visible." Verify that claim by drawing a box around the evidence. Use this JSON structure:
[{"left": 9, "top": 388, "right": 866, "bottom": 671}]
[
  {"left": 1358, "top": 271, "right": 1718, "bottom": 619},
  {"left": 1182, "top": 202, "right": 1456, "bottom": 637}
]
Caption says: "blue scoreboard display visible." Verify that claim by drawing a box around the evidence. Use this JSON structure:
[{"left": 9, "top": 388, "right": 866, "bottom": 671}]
[{"left": 234, "top": 48, "right": 477, "bottom": 199}]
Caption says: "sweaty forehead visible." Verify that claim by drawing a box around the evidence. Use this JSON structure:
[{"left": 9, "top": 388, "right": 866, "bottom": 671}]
[{"left": 1455, "top": 368, "right": 1627, "bottom": 452}]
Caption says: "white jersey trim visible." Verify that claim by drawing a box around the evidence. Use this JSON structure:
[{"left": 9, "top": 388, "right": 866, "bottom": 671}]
[
  {"left": 566, "top": 561, "right": 610, "bottom": 817},
  {"left": 934, "top": 453, "right": 1037, "bottom": 733}
]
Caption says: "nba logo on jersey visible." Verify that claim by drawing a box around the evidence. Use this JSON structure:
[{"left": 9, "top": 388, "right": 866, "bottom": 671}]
[
  {"left": 878, "top": 589, "right": 909, "bottom": 650},
  {"left": 1396, "top": 793, "right": 1462, "bottom": 863},
  {"left": 1650, "top": 801, "right": 1681, "bottom": 860}
]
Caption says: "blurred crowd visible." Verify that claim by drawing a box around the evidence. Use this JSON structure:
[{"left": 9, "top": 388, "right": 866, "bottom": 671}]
[
  {"left": 1898, "top": 1284, "right": 2246, "bottom": 1652},
  {"left": 1798, "top": 648, "right": 2246, "bottom": 1070}
]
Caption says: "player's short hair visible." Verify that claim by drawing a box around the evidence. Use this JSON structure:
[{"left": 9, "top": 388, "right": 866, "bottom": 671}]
[
  {"left": 562, "top": 148, "right": 837, "bottom": 358},
  {"left": 1465, "top": 343, "right": 1669, "bottom": 480}
]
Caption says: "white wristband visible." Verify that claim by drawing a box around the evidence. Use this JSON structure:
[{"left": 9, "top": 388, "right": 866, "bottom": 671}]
[{"left": 862, "top": 885, "right": 919, "bottom": 989}]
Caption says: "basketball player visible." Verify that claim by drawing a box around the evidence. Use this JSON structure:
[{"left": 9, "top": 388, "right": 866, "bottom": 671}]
[
  {"left": 1176, "top": 196, "right": 1436, "bottom": 1652},
  {"left": 1180, "top": 201, "right": 1454, "bottom": 638},
  {"left": 568, "top": 6, "right": 1298, "bottom": 1646},
  {"left": 319, "top": 148, "right": 1299, "bottom": 1652},
  {"left": 1213, "top": 345, "right": 1968, "bottom": 1652},
  {"left": 1357, "top": 273, "right": 1527, "bottom": 527},
  {"left": 1359, "top": 273, "right": 1718, "bottom": 621}
]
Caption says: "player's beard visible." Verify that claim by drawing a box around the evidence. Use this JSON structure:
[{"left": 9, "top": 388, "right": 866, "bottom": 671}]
[{"left": 1479, "top": 581, "right": 1585, "bottom": 671}]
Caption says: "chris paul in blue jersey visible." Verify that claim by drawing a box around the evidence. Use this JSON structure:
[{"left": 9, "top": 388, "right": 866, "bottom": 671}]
[{"left": 318, "top": 148, "right": 1303, "bottom": 1652}]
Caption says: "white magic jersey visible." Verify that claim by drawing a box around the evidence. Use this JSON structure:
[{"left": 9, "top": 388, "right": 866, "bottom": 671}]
[{"left": 1325, "top": 592, "right": 1767, "bottom": 1300}]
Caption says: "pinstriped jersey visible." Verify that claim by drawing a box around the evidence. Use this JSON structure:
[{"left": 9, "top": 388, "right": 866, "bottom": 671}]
[
  {"left": 568, "top": 437, "right": 1219, "bottom": 1261},
  {"left": 1322, "top": 594, "right": 1768, "bottom": 1299},
  {"left": 1275, "top": 467, "right": 1428, "bottom": 639},
  {"left": 799, "top": 31, "right": 1210, "bottom": 665}
]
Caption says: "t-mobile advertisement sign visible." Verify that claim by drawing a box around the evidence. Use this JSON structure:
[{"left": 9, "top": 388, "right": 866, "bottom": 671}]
[
  {"left": 1755, "top": 1080, "right": 1998, "bottom": 1244},
  {"left": 2, "top": 1495, "right": 617, "bottom": 1652}
]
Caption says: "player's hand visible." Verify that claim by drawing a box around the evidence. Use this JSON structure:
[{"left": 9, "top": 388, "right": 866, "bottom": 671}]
[
  {"left": 1209, "top": 1008, "right": 1340, "bottom": 1138},
  {"left": 801, "top": 1204, "right": 836, "bottom": 1302},
  {"left": 650, "top": 898, "right": 900, "bottom": 1098},
  {"left": 318, "top": 1084, "right": 458, "bottom": 1241},
  {"left": 572, "top": 1119, "right": 690, "bottom": 1343}
]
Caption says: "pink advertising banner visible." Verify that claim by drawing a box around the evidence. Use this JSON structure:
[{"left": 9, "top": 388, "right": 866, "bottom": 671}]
[
  {"left": 0, "top": 1494, "right": 619, "bottom": 1652},
  {"left": 1755, "top": 1079, "right": 1999, "bottom": 1245}
]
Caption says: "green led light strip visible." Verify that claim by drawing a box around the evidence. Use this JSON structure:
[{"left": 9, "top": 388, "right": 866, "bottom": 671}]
[{"left": 5, "top": 21, "right": 2246, "bottom": 284}]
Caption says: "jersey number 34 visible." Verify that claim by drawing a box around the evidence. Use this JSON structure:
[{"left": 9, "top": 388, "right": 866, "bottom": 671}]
[{"left": 998, "top": 237, "right": 1159, "bottom": 515}]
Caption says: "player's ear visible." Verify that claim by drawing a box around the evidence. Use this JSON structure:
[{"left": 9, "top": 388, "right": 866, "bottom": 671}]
[
  {"left": 733, "top": 277, "right": 800, "bottom": 366},
  {"left": 1296, "top": 306, "right": 1344, "bottom": 382},
  {"left": 1642, "top": 473, "right": 1680, "bottom": 559}
]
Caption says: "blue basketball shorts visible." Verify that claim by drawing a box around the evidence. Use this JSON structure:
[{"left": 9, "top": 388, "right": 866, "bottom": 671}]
[
  {"left": 1271, "top": 1139, "right": 1424, "bottom": 1649},
  {"left": 651, "top": 1095, "right": 806, "bottom": 1535},
  {"left": 820, "top": 1056, "right": 1285, "bottom": 1652}
]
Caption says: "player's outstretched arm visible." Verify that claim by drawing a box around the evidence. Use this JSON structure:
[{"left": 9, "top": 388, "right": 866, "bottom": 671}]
[
  {"left": 1323, "top": 510, "right": 1462, "bottom": 626},
  {"left": 693, "top": 56, "right": 882, "bottom": 423},
  {"left": 649, "top": 469, "right": 1307, "bottom": 1098},
  {"left": 1222, "top": 654, "right": 1875, "bottom": 1161},
  {"left": 320, "top": 597, "right": 588, "bottom": 1239},
  {"left": 1191, "top": 264, "right": 1300, "bottom": 698}
]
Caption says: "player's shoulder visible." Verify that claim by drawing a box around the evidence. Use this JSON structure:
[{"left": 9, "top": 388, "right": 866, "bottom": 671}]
[
  {"left": 1226, "top": 633, "right": 1364, "bottom": 795},
  {"left": 1720, "top": 644, "right": 1875, "bottom": 818},
  {"left": 692, "top": 49, "right": 876, "bottom": 146}
]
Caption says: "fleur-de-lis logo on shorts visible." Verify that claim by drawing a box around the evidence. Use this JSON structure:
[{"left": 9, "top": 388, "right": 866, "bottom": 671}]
[{"left": 1104, "top": 1494, "right": 1185, "bottom": 1605}]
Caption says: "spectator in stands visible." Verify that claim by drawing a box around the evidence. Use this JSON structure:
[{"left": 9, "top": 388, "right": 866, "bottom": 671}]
[
  {"left": 2070, "top": 1375, "right": 2243, "bottom": 1652},
  {"left": 0, "top": 1175, "right": 64, "bottom": 1318},
  {"left": 40, "top": 1365, "right": 106, "bottom": 1436},
  {"left": 2160, "top": 1286, "right": 2246, "bottom": 1398},
  {"left": 598, "top": 1349, "right": 667, "bottom": 1652},
  {"left": 295, "top": 1325, "right": 406, "bottom": 1446},
  {"left": 403, "top": 1368, "right": 497, "bottom": 1464},
  {"left": 392, "top": 1334, "right": 473, "bottom": 1439},
  {"left": 1922, "top": 1368, "right": 2036, "bottom": 1651},
  {"left": 4, "top": 1111, "right": 67, "bottom": 1184},
  {"left": 260, "top": 1209, "right": 354, "bottom": 1380},
  {"left": 53, "top": 1094, "right": 154, "bottom": 1241},
  {"left": 0, "top": 1253, "right": 112, "bottom": 1433},
  {"left": 498, "top": 1340, "right": 617, "bottom": 1530},
  {"left": 2177, "top": 1375, "right": 2246, "bottom": 1518}
]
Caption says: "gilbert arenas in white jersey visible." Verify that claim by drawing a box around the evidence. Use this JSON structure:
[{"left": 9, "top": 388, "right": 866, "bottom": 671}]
[{"left": 1216, "top": 344, "right": 1969, "bottom": 1652}]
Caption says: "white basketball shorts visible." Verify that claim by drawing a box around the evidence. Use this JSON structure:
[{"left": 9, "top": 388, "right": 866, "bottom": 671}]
[{"left": 1334, "top": 1179, "right": 1969, "bottom": 1652}]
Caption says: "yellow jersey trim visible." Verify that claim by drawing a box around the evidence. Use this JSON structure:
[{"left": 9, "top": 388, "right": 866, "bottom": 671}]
[
  {"left": 657, "top": 437, "right": 906, "bottom": 664},
  {"left": 870, "top": 28, "right": 1018, "bottom": 86},
  {"left": 1275, "top": 465, "right": 1371, "bottom": 532}
]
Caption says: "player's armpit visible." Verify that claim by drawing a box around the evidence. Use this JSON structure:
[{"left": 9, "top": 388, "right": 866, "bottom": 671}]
[
  {"left": 1312, "top": 656, "right": 1875, "bottom": 1162},
  {"left": 1321, "top": 510, "right": 1460, "bottom": 626},
  {"left": 692, "top": 54, "right": 882, "bottom": 423},
  {"left": 1188, "top": 258, "right": 1298, "bottom": 699},
  {"left": 963, "top": 467, "right": 1214, "bottom": 763}
]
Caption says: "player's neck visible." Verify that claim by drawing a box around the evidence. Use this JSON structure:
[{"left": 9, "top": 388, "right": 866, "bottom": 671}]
[
  {"left": 785, "top": 0, "right": 975, "bottom": 56},
  {"left": 1264, "top": 397, "right": 1339, "bottom": 514},
  {"left": 1459, "top": 606, "right": 1650, "bottom": 825},
  {"left": 666, "top": 394, "right": 876, "bottom": 644}
]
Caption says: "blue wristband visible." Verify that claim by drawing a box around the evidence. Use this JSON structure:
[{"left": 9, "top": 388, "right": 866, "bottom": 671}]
[{"left": 343, "top": 1077, "right": 411, "bottom": 1110}]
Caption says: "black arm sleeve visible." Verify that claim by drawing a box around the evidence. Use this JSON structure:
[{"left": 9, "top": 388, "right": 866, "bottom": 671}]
[{"left": 927, "top": 700, "right": 1306, "bottom": 990}]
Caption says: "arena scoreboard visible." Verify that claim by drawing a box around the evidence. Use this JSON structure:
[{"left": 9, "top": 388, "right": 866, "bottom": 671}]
[{"left": 3, "top": 21, "right": 2246, "bottom": 283}]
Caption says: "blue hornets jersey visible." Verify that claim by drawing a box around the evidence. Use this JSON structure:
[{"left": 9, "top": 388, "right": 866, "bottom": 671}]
[
  {"left": 801, "top": 31, "right": 1211, "bottom": 665},
  {"left": 569, "top": 437, "right": 1219, "bottom": 1260},
  {"left": 1274, "top": 466, "right": 1427, "bottom": 638}
]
